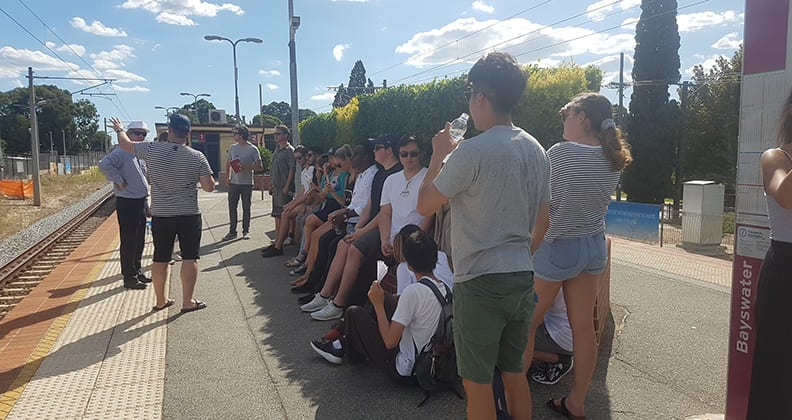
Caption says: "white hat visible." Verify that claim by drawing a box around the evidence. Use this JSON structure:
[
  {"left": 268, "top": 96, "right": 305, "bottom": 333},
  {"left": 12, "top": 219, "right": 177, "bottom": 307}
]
[{"left": 127, "top": 120, "right": 149, "bottom": 133}]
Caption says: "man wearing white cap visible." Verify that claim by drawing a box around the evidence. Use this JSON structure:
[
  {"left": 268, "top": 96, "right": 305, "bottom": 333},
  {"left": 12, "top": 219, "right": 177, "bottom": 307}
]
[{"left": 99, "top": 120, "right": 151, "bottom": 290}]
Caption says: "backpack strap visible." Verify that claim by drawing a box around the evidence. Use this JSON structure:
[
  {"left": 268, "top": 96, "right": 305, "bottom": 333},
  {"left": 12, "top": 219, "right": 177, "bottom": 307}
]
[{"left": 417, "top": 277, "right": 452, "bottom": 305}]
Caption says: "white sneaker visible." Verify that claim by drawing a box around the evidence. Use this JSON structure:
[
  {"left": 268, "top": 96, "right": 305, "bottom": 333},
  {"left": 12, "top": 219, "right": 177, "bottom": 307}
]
[
  {"left": 283, "top": 236, "right": 294, "bottom": 246},
  {"left": 300, "top": 294, "right": 329, "bottom": 313},
  {"left": 241, "top": 232, "right": 251, "bottom": 240},
  {"left": 311, "top": 301, "right": 344, "bottom": 321}
]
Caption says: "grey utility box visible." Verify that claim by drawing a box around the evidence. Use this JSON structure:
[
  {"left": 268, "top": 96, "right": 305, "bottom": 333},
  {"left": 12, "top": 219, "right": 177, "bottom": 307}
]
[{"left": 681, "top": 180, "right": 725, "bottom": 245}]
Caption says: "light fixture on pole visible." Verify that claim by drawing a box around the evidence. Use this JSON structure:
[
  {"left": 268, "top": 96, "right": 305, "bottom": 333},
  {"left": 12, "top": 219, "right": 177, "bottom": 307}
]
[
  {"left": 154, "top": 106, "right": 180, "bottom": 119},
  {"left": 180, "top": 92, "right": 211, "bottom": 123},
  {"left": 203, "top": 35, "right": 263, "bottom": 121},
  {"left": 288, "top": 1, "right": 301, "bottom": 145}
]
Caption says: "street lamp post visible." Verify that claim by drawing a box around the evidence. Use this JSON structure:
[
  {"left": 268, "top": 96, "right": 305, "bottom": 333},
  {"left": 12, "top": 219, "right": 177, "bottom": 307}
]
[
  {"left": 203, "top": 35, "right": 263, "bottom": 121},
  {"left": 180, "top": 92, "right": 211, "bottom": 123},
  {"left": 289, "top": 0, "right": 301, "bottom": 145},
  {"left": 154, "top": 106, "right": 180, "bottom": 120}
]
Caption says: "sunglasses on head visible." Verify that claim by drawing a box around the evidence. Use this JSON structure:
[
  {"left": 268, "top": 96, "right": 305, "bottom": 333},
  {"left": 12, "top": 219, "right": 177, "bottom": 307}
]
[
  {"left": 128, "top": 130, "right": 146, "bottom": 136},
  {"left": 400, "top": 151, "right": 420, "bottom": 158}
]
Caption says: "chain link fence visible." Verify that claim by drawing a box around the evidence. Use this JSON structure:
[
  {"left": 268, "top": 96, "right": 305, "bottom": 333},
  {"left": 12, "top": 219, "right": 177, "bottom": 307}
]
[{"left": 0, "top": 151, "right": 105, "bottom": 180}]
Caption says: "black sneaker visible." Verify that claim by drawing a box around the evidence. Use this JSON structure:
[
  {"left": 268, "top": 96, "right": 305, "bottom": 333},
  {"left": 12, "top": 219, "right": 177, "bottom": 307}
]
[
  {"left": 531, "top": 357, "right": 573, "bottom": 385},
  {"left": 261, "top": 245, "right": 283, "bottom": 257},
  {"left": 310, "top": 338, "right": 344, "bottom": 365},
  {"left": 123, "top": 279, "right": 147, "bottom": 290},
  {"left": 527, "top": 361, "right": 550, "bottom": 379},
  {"left": 136, "top": 273, "right": 152, "bottom": 284}
]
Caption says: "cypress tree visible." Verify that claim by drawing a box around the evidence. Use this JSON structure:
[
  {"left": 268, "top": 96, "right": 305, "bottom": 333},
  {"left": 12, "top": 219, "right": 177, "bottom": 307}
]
[{"left": 623, "top": 0, "right": 681, "bottom": 204}]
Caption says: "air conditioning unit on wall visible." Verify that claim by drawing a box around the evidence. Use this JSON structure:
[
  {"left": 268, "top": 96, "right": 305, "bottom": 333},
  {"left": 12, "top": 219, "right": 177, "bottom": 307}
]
[{"left": 209, "top": 109, "right": 227, "bottom": 125}]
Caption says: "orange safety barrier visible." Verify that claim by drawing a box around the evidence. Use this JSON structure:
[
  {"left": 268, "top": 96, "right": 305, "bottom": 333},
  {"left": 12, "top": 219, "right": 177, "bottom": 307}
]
[{"left": 0, "top": 179, "right": 34, "bottom": 199}]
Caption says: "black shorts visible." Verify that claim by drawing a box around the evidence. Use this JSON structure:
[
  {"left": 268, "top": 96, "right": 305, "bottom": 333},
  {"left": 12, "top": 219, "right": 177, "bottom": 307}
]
[
  {"left": 313, "top": 199, "right": 342, "bottom": 222},
  {"left": 151, "top": 214, "right": 202, "bottom": 262},
  {"left": 352, "top": 229, "right": 383, "bottom": 260}
]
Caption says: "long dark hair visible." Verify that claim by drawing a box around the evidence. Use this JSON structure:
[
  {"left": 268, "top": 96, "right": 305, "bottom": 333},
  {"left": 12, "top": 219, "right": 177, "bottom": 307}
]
[{"left": 571, "top": 92, "right": 632, "bottom": 171}]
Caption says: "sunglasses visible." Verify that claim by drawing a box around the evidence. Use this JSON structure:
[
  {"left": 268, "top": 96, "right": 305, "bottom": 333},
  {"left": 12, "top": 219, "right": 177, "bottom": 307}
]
[
  {"left": 128, "top": 130, "right": 146, "bottom": 136},
  {"left": 399, "top": 151, "right": 420, "bottom": 158}
]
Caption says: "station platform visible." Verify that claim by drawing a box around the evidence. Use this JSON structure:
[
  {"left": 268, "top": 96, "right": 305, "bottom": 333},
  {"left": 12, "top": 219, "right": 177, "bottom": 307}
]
[{"left": 0, "top": 189, "right": 733, "bottom": 419}]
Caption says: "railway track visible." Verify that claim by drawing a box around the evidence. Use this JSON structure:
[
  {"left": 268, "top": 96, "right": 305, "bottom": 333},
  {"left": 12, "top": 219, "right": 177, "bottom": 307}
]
[{"left": 0, "top": 191, "right": 116, "bottom": 321}]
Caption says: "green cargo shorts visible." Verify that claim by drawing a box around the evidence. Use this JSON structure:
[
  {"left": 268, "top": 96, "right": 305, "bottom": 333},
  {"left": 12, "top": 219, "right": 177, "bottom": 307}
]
[{"left": 453, "top": 271, "right": 535, "bottom": 384}]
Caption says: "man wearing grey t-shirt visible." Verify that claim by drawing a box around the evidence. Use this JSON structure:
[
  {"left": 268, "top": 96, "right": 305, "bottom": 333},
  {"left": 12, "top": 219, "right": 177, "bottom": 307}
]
[
  {"left": 418, "top": 52, "right": 551, "bottom": 420},
  {"left": 223, "top": 124, "right": 263, "bottom": 241}
]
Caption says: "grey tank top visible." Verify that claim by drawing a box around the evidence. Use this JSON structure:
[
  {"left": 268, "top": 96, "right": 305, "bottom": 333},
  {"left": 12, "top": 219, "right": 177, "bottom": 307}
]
[{"left": 766, "top": 148, "right": 792, "bottom": 243}]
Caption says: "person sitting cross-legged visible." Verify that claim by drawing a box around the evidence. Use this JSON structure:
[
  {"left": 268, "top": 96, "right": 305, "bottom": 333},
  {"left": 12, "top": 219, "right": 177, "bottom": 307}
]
[
  {"left": 310, "top": 229, "right": 449, "bottom": 387},
  {"left": 528, "top": 288, "right": 574, "bottom": 385}
]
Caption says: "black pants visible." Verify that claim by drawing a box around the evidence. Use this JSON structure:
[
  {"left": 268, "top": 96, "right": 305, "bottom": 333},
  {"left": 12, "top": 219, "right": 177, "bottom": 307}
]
[
  {"left": 305, "top": 230, "right": 344, "bottom": 292},
  {"left": 746, "top": 239, "right": 792, "bottom": 418},
  {"left": 344, "top": 294, "right": 416, "bottom": 386},
  {"left": 228, "top": 184, "right": 253, "bottom": 234},
  {"left": 115, "top": 196, "right": 146, "bottom": 281}
]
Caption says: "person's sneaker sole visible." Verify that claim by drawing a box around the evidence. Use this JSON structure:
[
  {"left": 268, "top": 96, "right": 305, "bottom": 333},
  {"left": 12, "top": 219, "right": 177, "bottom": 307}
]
[
  {"left": 310, "top": 305, "right": 343, "bottom": 321},
  {"left": 310, "top": 341, "right": 343, "bottom": 365}
]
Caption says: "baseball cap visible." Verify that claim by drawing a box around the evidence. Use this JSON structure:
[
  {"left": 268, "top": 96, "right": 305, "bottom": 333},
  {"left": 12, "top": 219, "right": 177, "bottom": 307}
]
[
  {"left": 369, "top": 133, "right": 398, "bottom": 148},
  {"left": 168, "top": 114, "right": 191, "bottom": 136},
  {"left": 127, "top": 120, "right": 149, "bottom": 133}
]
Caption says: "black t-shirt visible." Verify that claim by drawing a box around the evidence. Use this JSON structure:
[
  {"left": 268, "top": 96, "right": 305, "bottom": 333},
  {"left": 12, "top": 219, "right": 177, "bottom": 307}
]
[{"left": 369, "top": 162, "right": 403, "bottom": 221}]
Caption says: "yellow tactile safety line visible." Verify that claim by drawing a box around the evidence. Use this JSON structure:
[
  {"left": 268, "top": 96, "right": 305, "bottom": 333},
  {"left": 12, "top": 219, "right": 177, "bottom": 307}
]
[{"left": 0, "top": 232, "right": 119, "bottom": 419}]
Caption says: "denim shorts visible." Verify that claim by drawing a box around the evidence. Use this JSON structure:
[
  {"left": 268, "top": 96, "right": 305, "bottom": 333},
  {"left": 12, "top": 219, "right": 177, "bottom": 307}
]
[{"left": 534, "top": 233, "right": 607, "bottom": 282}]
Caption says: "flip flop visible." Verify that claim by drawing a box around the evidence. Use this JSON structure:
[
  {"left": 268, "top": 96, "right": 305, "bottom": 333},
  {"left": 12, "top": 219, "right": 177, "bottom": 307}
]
[
  {"left": 180, "top": 299, "right": 207, "bottom": 313},
  {"left": 152, "top": 298, "right": 175, "bottom": 312},
  {"left": 546, "top": 397, "right": 585, "bottom": 420}
]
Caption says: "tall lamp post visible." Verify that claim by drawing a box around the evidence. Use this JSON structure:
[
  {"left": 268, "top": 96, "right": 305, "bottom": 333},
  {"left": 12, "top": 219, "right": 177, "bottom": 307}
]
[
  {"left": 154, "top": 106, "right": 180, "bottom": 120},
  {"left": 180, "top": 92, "right": 211, "bottom": 123},
  {"left": 203, "top": 35, "right": 263, "bottom": 121},
  {"left": 288, "top": 1, "right": 301, "bottom": 145}
]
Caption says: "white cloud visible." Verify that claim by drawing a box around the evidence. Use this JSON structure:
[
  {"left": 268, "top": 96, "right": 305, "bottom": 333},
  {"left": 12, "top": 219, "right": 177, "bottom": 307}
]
[
  {"left": 70, "top": 17, "right": 127, "bottom": 37},
  {"left": 258, "top": 70, "right": 281, "bottom": 77},
  {"left": 155, "top": 12, "right": 196, "bottom": 26},
  {"left": 0, "top": 46, "right": 79, "bottom": 79},
  {"left": 266, "top": 83, "right": 278, "bottom": 90},
  {"left": 712, "top": 32, "right": 742, "bottom": 50},
  {"left": 684, "top": 54, "right": 727, "bottom": 76},
  {"left": 333, "top": 44, "right": 349, "bottom": 61},
  {"left": 120, "top": 0, "right": 244, "bottom": 25},
  {"left": 104, "top": 69, "right": 147, "bottom": 83},
  {"left": 396, "top": 17, "right": 635, "bottom": 68},
  {"left": 311, "top": 92, "right": 335, "bottom": 101},
  {"left": 472, "top": 1, "right": 494, "bottom": 14},
  {"left": 89, "top": 45, "right": 137, "bottom": 71},
  {"left": 677, "top": 11, "right": 742, "bottom": 33},
  {"left": 586, "top": 0, "right": 641, "bottom": 22},
  {"left": 112, "top": 85, "right": 150, "bottom": 93},
  {"left": 46, "top": 41, "right": 87, "bottom": 57}
]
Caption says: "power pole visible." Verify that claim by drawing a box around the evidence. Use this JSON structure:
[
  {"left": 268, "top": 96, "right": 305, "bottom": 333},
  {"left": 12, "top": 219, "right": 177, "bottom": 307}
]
[
  {"left": 615, "top": 52, "right": 625, "bottom": 201},
  {"left": 62, "top": 129, "right": 66, "bottom": 156},
  {"left": 673, "top": 81, "right": 689, "bottom": 220},
  {"left": 28, "top": 67, "right": 41, "bottom": 206}
]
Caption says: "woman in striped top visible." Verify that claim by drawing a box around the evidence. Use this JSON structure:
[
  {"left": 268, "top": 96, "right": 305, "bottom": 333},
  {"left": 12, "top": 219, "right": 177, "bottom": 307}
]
[{"left": 524, "top": 93, "right": 631, "bottom": 419}]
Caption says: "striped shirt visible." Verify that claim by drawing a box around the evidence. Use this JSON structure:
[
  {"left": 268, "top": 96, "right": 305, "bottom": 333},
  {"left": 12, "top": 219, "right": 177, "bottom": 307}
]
[
  {"left": 133, "top": 142, "right": 212, "bottom": 217},
  {"left": 545, "top": 141, "right": 620, "bottom": 242}
]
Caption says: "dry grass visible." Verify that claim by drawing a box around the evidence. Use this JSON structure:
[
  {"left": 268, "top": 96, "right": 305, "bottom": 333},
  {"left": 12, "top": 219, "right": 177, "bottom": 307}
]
[{"left": 0, "top": 167, "right": 109, "bottom": 240}]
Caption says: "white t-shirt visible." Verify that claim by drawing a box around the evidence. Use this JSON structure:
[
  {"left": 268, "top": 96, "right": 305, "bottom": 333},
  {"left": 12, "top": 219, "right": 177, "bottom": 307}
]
[
  {"left": 300, "top": 165, "right": 315, "bottom": 196},
  {"left": 543, "top": 290, "right": 573, "bottom": 352},
  {"left": 396, "top": 251, "right": 454, "bottom": 295},
  {"left": 391, "top": 277, "right": 448, "bottom": 376},
  {"left": 380, "top": 167, "right": 428, "bottom": 244}
]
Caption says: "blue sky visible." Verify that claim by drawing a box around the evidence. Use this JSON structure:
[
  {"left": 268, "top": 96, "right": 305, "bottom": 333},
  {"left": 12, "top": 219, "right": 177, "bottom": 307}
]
[{"left": 0, "top": 0, "right": 744, "bottom": 134}]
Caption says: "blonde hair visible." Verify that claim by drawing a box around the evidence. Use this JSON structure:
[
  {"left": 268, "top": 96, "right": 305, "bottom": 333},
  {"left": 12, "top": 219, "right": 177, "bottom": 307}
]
[{"left": 571, "top": 92, "right": 633, "bottom": 171}]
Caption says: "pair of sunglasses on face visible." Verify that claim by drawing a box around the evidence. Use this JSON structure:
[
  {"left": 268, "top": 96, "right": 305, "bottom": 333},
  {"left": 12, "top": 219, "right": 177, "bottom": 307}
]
[{"left": 399, "top": 151, "right": 419, "bottom": 158}]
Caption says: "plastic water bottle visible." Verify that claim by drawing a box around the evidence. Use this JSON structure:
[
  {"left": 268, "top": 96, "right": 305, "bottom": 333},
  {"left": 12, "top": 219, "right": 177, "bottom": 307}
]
[
  {"left": 449, "top": 113, "right": 469, "bottom": 141},
  {"left": 146, "top": 219, "right": 152, "bottom": 235}
]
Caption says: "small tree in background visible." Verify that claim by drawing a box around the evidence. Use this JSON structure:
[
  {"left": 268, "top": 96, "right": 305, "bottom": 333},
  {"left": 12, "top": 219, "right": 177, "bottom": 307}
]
[{"left": 623, "top": 0, "right": 681, "bottom": 204}]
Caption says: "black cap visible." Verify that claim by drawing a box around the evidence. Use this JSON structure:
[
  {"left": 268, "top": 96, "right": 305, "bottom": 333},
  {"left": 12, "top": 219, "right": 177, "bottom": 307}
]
[
  {"left": 168, "top": 114, "right": 191, "bottom": 136},
  {"left": 369, "top": 133, "right": 398, "bottom": 148}
]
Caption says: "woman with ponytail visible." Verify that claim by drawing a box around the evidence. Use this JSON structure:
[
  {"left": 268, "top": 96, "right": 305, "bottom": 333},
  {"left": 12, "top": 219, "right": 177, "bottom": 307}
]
[{"left": 524, "top": 92, "right": 631, "bottom": 419}]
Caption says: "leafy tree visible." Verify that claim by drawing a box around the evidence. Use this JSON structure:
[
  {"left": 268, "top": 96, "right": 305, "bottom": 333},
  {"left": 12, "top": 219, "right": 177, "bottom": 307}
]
[
  {"left": 682, "top": 46, "right": 742, "bottom": 193},
  {"left": 584, "top": 65, "right": 604, "bottom": 92},
  {"left": 623, "top": 0, "right": 681, "bottom": 204},
  {"left": 260, "top": 101, "right": 314, "bottom": 128},
  {"left": 333, "top": 60, "right": 372, "bottom": 108},
  {"left": 252, "top": 114, "right": 282, "bottom": 127},
  {"left": 0, "top": 85, "right": 101, "bottom": 155}
]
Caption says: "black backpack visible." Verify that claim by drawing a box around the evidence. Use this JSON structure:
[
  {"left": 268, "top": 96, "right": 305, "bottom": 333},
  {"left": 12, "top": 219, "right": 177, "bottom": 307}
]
[{"left": 412, "top": 278, "right": 463, "bottom": 407}]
